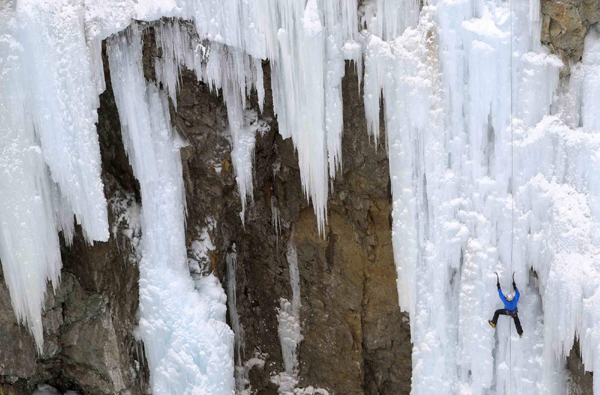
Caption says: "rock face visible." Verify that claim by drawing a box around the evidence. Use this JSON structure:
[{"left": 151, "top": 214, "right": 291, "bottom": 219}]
[
  {"left": 164, "top": 37, "right": 412, "bottom": 392},
  {"left": 541, "top": 0, "right": 600, "bottom": 68},
  {"left": 568, "top": 341, "right": 594, "bottom": 395},
  {"left": 0, "top": 23, "right": 411, "bottom": 394}
]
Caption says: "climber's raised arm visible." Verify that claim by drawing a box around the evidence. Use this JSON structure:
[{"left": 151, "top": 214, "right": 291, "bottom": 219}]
[{"left": 498, "top": 287, "right": 506, "bottom": 303}]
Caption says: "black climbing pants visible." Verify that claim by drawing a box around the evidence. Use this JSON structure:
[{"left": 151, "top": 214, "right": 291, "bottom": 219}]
[{"left": 492, "top": 309, "right": 523, "bottom": 335}]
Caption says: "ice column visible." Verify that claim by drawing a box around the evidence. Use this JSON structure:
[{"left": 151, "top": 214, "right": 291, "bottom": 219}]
[
  {"left": 108, "top": 26, "right": 234, "bottom": 395},
  {"left": 225, "top": 248, "right": 244, "bottom": 366},
  {"left": 17, "top": 0, "right": 108, "bottom": 241},
  {"left": 274, "top": 236, "right": 303, "bottom": 393}
]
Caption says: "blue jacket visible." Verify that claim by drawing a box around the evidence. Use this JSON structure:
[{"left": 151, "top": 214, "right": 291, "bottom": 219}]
[{"left": 499, "top": 288, "right": 519, "bottom": 311}]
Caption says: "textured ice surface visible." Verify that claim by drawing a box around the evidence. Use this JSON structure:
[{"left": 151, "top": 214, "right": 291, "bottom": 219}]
[
  {"left": 107, "top": 26, "right": 234, "bottom": 394},
  {"left": 272, "top": 236, "right": 303, "bottom": 394},
  {"left": 363, "top": 0, "right": 599, "bottom": 393},
  {"left": 0, "top": 0, "right": 108, "bottom": 350}
]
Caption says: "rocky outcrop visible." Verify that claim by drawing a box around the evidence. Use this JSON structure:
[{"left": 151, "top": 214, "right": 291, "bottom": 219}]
[
  {"left": 568, "top": 340, "right": 594, "bottom": 395},
  {"left": 541, "top": 0, "right": 600, "bottom": 69}
]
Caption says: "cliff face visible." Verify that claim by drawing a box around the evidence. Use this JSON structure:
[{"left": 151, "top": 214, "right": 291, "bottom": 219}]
[
  {"left": 0, "top": 2, "right": 597, "bottom": 393},
  {"left": 0, "top": 27, "right": 411, "bottom": 394},
  {"left": 160, "top": 39, "right": 412, "bottom": 393}
]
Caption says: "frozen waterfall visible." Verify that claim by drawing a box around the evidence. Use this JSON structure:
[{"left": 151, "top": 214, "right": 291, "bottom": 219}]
[{"left": 1, "top": 0, "right": 600, "bottom": 394}]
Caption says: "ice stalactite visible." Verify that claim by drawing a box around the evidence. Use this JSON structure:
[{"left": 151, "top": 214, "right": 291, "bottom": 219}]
[
  {"left": 266, "top": 0, "right": 359, "bottom": 233},
  {"left": 361, "top": 0, "right": 421, "bottom": 41},
  {"left": 153, "top": 19, "right": 270, "bottom": 221},
  {"left": 107, "top": 26, "right": 234, "bottom": 394},
  {"left": 148, "top": 0, "right": 359, "bottom": 233},
  {"left": 0, "top": 1, "right": 108, "bottom": 351}
]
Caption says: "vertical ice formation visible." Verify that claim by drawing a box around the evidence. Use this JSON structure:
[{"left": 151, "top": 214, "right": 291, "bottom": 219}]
[
  {"left": 363, "top": 0, "right": 600, "bottom": 392},
  {"left": 361, "top": 0, "right": 421, "bottom": 41},
  {"left": 0, "top": 1, "right": 108, "bottom": 350},
  {"left": 147, "top": 0, "right": 359, "bottom": 233},
  {"left": 266, "top": 0, "right": 359, "bottom": 233},
  {"left": 225, "top": 247, "right": 244, "bottom": 376},
  {"left": 107, "top": 26, "right": 234, "bottom": 394},
  {"left": 273, "top": 236, "right": 303, "bottom": 394},
  {"left": 527, "top": 25, "right": 600, "bottom": 394},
  {"left": 153, "top": 20, "right": 263, "bottom": 218}
]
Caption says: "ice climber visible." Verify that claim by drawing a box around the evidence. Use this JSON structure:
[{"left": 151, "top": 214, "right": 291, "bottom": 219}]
[{"left": 488, "top": 274, "right": 523, "bottom": 338}]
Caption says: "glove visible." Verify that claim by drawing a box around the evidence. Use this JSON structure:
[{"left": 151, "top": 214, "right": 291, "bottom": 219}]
[
  {"left": 513, "top": 281, "right": 517, "bottom": 290},
  {"left": 497, "top": 282, "right": 501, "bottom": 290}
]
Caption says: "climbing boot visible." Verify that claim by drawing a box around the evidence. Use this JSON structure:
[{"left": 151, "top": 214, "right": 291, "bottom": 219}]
[{"left": 488, "top": 320, "right": 496, "bottom": 328}]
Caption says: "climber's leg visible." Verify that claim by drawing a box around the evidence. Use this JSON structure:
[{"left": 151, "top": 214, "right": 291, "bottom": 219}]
[
  {"left": 513, "top": 314, "right": 523, "bottom": 337},
  {"left": 489, "top": 309, "right": 506, "bottom": 328}
]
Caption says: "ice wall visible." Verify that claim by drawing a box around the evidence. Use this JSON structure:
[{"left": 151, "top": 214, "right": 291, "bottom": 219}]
[
  {"left": 362, "top": 0, "right": 600, "bottom": 393},
  {"left": 107, "top": 26, "right": 234, "bottom": 394}
]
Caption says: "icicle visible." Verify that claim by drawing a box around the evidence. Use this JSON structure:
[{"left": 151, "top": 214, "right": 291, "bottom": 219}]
[
  {"left": 582, "top": 25, "right": 600, "bottom": 134},
  {"left": 17, "top": 0, "right": 109, "bottom": 242},
  {"left": 363, "top": 0, "right": 420, "bottom": 40},
  {"left": 271, "top": 196, "right": 282, "bottom": 238}
]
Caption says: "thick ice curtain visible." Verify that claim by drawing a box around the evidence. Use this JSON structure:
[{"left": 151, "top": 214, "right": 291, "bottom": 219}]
[
  {"left": 0, "top": 0, "right": 108, "bottom": 351},
  {"left": 107, "top": 26, "right": 235, "bottom": 395}
]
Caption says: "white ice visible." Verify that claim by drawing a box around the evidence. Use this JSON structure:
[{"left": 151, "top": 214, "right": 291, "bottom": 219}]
[
  {"left": 0, "top": 0, "right": 108, "bottom": 351},
  {"left": 273, "top": 235, "right": 303, "bottom": 394},
  {"left": 107, "top": 25, "right": 234, "bottom": 395},
  {"left": 363, "top": 0, "right": 600, "bottom": 393}
]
